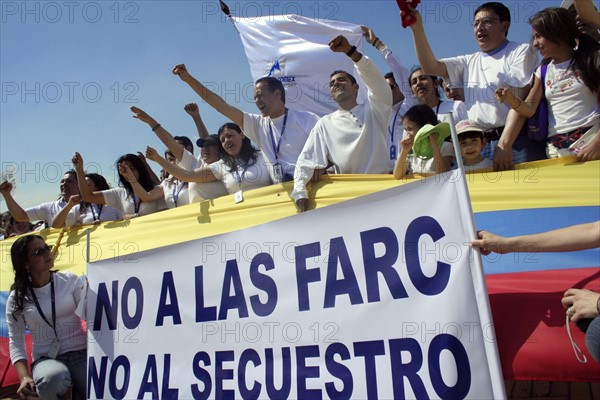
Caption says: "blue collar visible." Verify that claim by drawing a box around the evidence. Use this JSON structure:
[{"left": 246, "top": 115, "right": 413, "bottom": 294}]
[{"left": 484, "top": 40, "right": 509, "bottom": 56}]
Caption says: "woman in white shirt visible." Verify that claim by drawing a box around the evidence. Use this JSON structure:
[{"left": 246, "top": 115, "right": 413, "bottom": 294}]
[
  {"left": 496, "top": 7, "right": 600, "bottom": 161},
  {"left": 6, "top": 235, "right": 87, "bottom": 399},
  {"left": 147, "top": 123, "right": 272, "bottom": 201},
  {"left": 73, "top": 152, "right": 164, "bottom": 219},
  {"left": 51, "top": 173, "right": 123, "bottom": 228}
]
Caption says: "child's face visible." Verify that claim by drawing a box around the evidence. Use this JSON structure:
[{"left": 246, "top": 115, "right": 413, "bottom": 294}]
[
  {"left": 403, "top": 118, "right": 420, "bottom": 138},
  {"left": 459, "top": 136, "right": 485, "bottom": 163}
]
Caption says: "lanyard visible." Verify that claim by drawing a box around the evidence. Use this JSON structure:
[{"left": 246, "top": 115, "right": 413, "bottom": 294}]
[
  {"left": 388, "top": 106, "right": 402, "bottom": 144},
  {"left": 30, "top": 274, "right": 57, "bottom": 338},
  {"left": 435, "top": 102, "right": 441, "bottom": 118},
  {"left": 171, "top": 180, "right": 186, "bottom": 207},
  {"left": 90, "top": 204, "right": 104, "bottom": 221},
  {"left": 132, "top": 194, "right": 141, "bottom": 215},
  {"left": 233, "top": 163, "right": 250, "bottom": 190},
  {"left": 268, "top": 108, "right": 288, "bottom": 161}
]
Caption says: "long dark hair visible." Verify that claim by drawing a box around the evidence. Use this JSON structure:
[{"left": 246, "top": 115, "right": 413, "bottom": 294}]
[
  {"left": 9, "top": 235, "right": 45, "bottom": 319},
  {"left": 529, "top": 8, "right": 600, "bottom": 94},
  {"left": 217, "top": 123, "right": 259, "bottom": 173},
  {"left": 116, "top": 154, "right": 156, "bottom": 198},
  {"left": 403, "top": 104, "right": 439, "bottom": 129},
  {"left": 79, "top": 173, "right": 111, "bottom": 215},
  {"left": 408, "top": 67, "right": 443, "bottom": 102}
]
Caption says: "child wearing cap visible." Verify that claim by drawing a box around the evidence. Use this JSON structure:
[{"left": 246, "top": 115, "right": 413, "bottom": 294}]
[
  {"left": 454, "top": 120, "right": 493, "bottom": 172},
  {"left": 393, "top": 104, "right": 453, "bottom": 179}
]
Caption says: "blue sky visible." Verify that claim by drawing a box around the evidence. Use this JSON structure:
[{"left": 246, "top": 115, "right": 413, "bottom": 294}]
[{"left": 0, "top": 0, "right": 571, "bottom": 210}]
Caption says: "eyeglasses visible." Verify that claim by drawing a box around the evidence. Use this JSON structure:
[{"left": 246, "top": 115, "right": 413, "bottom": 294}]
[
  {"left": 473, "top": 17, "right": 499, "bottom": 28},
  {"left": 30, "top": 245, "right": 53, "bottom": 257}
]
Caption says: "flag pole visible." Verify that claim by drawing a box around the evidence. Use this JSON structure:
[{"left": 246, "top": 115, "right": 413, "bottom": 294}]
[{"left": 219, "top": 0, "right": 239, "bottom": 33}]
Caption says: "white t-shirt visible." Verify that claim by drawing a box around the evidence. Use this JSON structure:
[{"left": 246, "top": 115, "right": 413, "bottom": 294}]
[
  {"left": 160, "top": 177, "right": 189, "bottom": 208},
  {"left": 436, "top": 100, "right": 469, "bottom": 125},
  {"left": 442, "top": 41, "right": 538, "bottom": 129},
  {"left": 178, "top": 150, "right": 228, "bottom": 203},
  {"left": 409, "top": 142, "right": 454, "bottom": 174},
  {"left": 209, "top": 151, "right": 272, "bottom": 194},
  {"left": 453, "top": 157, "right": 493, "bottom": 172},
  {"left": 25, "top": 199, "right": 67, "bottom": 226},
  {"left": 65, "top": 203, "right": 123, "bottom": 226},
  {"left": 537, "top": 60, "right": 600, "bottom": 137},
  {"left": 7, "top": 271, "right": 87, "bottom": 363},
  {"left": 243, "top": 109, "right": 319, "bottom": 182},
  {"left": 292, "top": 56, "right": 392, "bottom": 201},
  {"left": 102, "top": 187, "right": 162, "bottom": 216}
]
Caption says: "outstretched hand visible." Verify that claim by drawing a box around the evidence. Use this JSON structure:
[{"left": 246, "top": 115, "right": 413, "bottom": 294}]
[
  {"left": 118, "top": 163, "right": 136, "bottom": 182},
  {"left": 0, "top": 180, "right": 13, "bottom": 194},
  {"left": 72, "top": 152, "right": 84, "bottom": 170},
  {"left": 173, "top": 64, "right": 192, "bottom": 82},
  {"left": 130, "top": 106, "right": 157, "bottom": 126},
  {"left": 184, "top": 103, "right": 200, "bottom": 117},
  {"left": 328, "top": 35, "right": 351, "bottom": 53},
  {"left": 145, "top": 146, "right": 160, "bottom": 162},
  {"left": 361, "top": 26, "right": 376, "bottom": 44}
]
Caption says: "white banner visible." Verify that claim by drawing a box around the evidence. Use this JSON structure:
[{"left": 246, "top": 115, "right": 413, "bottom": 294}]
[
  {"left": 232, "top": 14, "right": 366, "bottom": 117},
  {"left": 86, "top": 170, "right": 504, "bottom": 399}
]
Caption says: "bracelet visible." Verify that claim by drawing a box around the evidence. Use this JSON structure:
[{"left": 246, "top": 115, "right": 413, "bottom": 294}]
[
  {"left": 372, "top": 38, "right": 381, "bottom": 48},
  {"left": 151, "top": 123, "right": 161, "bottom": 132},
  {"left": 512, "top": 98, "right": 522, "bottom": 111},
  {"left": 346, "top": 46, "right": 357, "bottom": 58}
]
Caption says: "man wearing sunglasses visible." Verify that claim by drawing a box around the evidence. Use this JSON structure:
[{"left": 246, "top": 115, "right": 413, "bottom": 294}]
[{"left": 408, "top": 1, "right": 544, "bottom": 171}]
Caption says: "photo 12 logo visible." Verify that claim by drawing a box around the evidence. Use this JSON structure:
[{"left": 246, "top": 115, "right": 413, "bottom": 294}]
[{"left": 1, "top": 1, "right": 140, "bottom": 24}]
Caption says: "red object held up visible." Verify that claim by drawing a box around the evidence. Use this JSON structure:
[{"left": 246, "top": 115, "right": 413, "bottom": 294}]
[{"left": 396, "top": 0, "right": 421, "bottom": 28}]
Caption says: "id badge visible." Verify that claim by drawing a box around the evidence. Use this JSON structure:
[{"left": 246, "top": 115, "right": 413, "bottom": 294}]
[
  {"left": 234, "top": 190, "right": 244, "bottom": 204},
  {"left": 273, "top": 163, "right": 283, "bottom": 182},
  {"left": 390, "top": 145, "right": 397, "bottom": 160},
  {"left": 47, "top": 338, "right": 60, "bottom": 359}
]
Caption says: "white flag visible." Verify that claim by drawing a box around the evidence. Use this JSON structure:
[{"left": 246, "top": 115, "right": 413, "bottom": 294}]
[{"left": 232, "top": 14, "right": 367, "bottom": 116}]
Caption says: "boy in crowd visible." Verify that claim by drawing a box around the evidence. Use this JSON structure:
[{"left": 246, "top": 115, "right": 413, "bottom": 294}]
[{"left": 455, "top": 120, "right": 493, "bottom": 172}]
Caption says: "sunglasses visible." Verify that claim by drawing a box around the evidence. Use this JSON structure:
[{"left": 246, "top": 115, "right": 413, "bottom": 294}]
[{"left": 30, "top": 244, "right": 53, "bottom": 257}]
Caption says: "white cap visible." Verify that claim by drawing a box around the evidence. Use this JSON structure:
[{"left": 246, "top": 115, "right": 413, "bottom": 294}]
[{"left": 560, "top": 0, "right": 574, "bottom": 9}]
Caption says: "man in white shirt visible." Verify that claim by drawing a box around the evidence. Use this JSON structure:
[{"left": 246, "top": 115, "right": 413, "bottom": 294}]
[
  {"left": 408, "top": 1, "right": 544, "bottom": 171},
  {"left": 172, "top": 65, "right": 319, "bottom": 184},
  {"left": 292, "top": 35, "right": 392, "bottom": 212},
  {"left": 0, "top": 171, "right": 79, "bottom": 228}
]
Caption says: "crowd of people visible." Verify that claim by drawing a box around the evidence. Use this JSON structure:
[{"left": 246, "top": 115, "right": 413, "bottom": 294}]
[
  {"left": 2, "top": 1, "right": 600, "bottom": 397},
  {"left": 1, "top": 1, "right": 598, "bottom": 227}
]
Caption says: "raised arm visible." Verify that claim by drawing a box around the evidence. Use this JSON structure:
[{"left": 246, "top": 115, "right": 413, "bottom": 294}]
[
  {"left": 393, "top": 134, "right": 414, "bottom": 179},
  {"left": 118, "top": 163, "right": 164, "bottom": 202},
  {"left": 408, "top": 8, "right": 449, "bottom": 78},
  {"left": 429, "top": 135, "right": 451, "bottom": 174},
  {"left": 0, "top": 181, "right": 29, "bottom": 222},
  {"left": 362, "top": 25, "right": 412, "bottom": 104},
  {"left": 472, "top": 221, "right": 600, "bottom": 255},
  {"left": 130, "top": 106, "right": 187, "bottom": 161},
  {"left": 573, "top": 0, "right": 600, "bottom": 29},
  {"left": 51, "top": 195, "right": 80, "bottom": 228},
  {"left": 145, "top": 146, "right": 218, "bottom": 184},
  {"left": 72, "top": 153, "right": 106, "bottom": 205},
  {"left": 184, "top": 103, "right": 209, "bottom": 139},
  {"left": 172, "top": 64, "right": 244, "bottom": 128}
]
